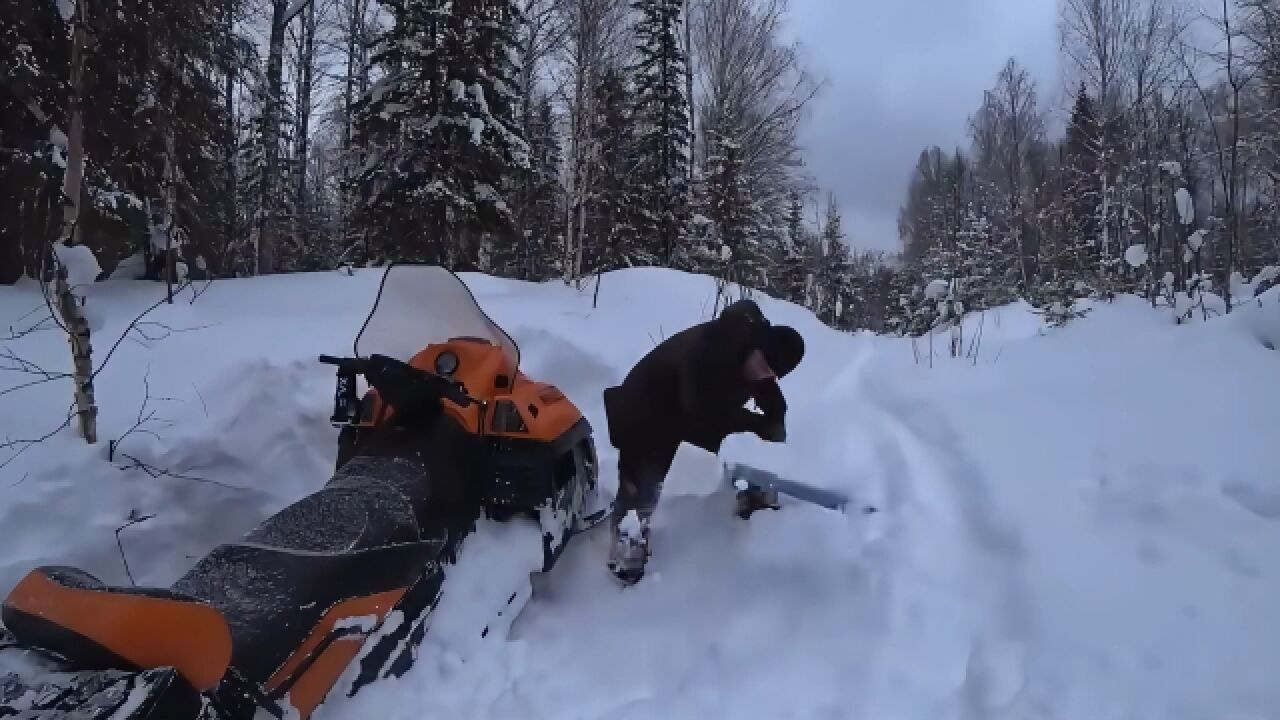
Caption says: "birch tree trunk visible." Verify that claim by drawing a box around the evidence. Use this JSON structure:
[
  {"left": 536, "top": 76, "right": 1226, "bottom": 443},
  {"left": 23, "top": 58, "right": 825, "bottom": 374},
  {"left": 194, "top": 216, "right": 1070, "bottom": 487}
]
[
  {"left": 56, "top": 0, "right": 98, "bottom": 444},
  {"left": 558, "top": 0, "right": 628, "bottom": 284}
]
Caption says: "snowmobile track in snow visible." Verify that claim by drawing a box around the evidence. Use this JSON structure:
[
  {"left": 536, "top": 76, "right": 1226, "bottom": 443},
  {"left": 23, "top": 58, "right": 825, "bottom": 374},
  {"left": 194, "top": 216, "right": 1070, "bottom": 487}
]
[{"left": 861, "top": 379, "right": 1033, "bottom": 717}]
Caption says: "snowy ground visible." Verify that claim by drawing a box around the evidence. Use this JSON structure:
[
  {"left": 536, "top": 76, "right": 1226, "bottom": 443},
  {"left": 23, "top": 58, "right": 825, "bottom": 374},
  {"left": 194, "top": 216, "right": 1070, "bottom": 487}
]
[{"left": 1, "top": 267, "right": 1278, "bottom": 720}]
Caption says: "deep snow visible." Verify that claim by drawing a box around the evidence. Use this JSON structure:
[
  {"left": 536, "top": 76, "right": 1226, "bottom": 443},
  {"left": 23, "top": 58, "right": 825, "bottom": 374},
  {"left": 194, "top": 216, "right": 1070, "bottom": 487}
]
[{"left": 1, "top": 267, "right": 1278, "bottom": 720}]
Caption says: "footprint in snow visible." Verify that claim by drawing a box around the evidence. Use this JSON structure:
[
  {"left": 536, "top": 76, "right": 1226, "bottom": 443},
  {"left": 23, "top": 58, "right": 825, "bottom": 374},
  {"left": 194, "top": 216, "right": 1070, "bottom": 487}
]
[{"left": 1221, "top": 479, "right": 1280, "bottom": 520}]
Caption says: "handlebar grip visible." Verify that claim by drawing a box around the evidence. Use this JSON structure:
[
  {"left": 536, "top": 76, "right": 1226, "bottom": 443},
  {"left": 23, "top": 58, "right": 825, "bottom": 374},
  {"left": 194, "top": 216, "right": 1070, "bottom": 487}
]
[{"left": 318, "top": 354, "right": 342, "bottom": 366}]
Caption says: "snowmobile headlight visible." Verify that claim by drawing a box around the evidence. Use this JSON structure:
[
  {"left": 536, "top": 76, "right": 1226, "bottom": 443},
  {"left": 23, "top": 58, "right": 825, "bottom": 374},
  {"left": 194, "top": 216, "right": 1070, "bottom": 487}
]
[{"left": 435, "top": 350, "right": 459, "bottom": 376}]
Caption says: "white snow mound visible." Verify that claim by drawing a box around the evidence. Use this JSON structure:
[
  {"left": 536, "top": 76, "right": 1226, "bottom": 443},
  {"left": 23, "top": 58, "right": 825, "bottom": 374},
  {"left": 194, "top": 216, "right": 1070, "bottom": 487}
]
[{"left": 0, "top": 267, "right": 1276, "bottom": 720}]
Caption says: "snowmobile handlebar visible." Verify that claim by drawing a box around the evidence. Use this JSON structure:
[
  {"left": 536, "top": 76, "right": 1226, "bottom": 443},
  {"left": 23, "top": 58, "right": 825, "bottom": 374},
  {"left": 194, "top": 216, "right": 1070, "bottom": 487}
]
[
  {"left": 319, "top": 353, "right": 477, "bottom": 426},
  {"left": 318, "top": 354, "right": 364, "bottom": 372}
]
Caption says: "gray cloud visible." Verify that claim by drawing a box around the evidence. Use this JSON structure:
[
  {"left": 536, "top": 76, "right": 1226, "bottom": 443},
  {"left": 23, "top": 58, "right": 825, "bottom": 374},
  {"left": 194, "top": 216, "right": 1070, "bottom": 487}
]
[{"left": 785, "top": 0, "right": 1062, "bottom": 252}]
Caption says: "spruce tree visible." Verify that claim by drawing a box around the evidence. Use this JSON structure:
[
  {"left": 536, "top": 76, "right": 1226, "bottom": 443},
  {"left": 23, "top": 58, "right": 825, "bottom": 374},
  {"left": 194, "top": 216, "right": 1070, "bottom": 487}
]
[
  {"left": 706, "top": 131, "right": 760, "bottom": 286},
  {"left": 126, "top": 0, "right": 229, "bottom": 278},
  {"left": 816, "top": 197, "right": 848, "bottom": 324},
  {"left": 1032, "top": 85, "right": 1101, "bottom": 324},
  {"left": 0, "top": 0, "right": 227, "bottom": 282},
  {"left": 0, "top": 0, "right": 68, "bottom": 283},
  {"left": 353, "top": 0, "right": 530, "bottom": 268},
  {"left": 513, "top": 95, "right": 563, "bottom": 280},
  {"left": 777, "top": 190, "right": 810, "bottom": 305},
  {"left": 585, "top": 70, "right": 643, "bottom": 272},
  {"left": 1059, "top": 84, "right": 1101, "bottom": 286},
  {"left": 631, "top": 0, "right": 692, "bottom": 264}
]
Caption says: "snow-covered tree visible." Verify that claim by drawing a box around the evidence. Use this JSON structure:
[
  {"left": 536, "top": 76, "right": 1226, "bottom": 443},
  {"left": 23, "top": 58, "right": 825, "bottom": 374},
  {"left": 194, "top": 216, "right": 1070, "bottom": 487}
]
[
  {"left": 631, "top": 0, "right": 692, "bottom": 264},
  {"left": 968, "top": 57, "right": 1046, "bottom": 293},
  {"left": 583, "top": 69, "right": 643, "bottom": 273},
  {"left": 511, "top": 94, "right": 564, "bottom": 280},
  {"left": 774, "top": 189, "right": 811, "bottom": 305},
  {"left": 352, "top": 0, "right": 530, "bottom": 269},
  {"left": 558, "top": 0, "right": 631, "bottom": 283},
  {"left": 705, "top": 131, "right": 761, "bottom": 285},
  {"left": 0, "top": 0, "right": 68, "bottom": 283},
  {"left": 691, "top": 0, "right": 816, "bottom": 266}
]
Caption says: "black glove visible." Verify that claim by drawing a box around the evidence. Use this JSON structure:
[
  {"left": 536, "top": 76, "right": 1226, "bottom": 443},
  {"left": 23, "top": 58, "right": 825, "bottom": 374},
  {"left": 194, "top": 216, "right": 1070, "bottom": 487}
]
[{"left": 754, "top": 417, "right": 786, "bottom": 443}]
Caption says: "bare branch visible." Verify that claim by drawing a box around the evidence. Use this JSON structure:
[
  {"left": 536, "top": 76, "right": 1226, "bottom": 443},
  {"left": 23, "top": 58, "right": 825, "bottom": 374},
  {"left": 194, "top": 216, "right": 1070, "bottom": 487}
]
[
  {"left": 114, "top": 509, "right": 155, "bottom": 586},
  {"left": 192, "top": 382, "right": 210, "bottom": 417},
  {"left": 107, "top": 366, "right": 177, "bottom": 462},
  {"left": 0, "top": 402, "right": 77, "bottom": 470},
  {"left": 116, "top": 453, "right": 247, "bottom": 491},
  {"left": 90, "top": 280, "right": 194, "bottom": 383}
]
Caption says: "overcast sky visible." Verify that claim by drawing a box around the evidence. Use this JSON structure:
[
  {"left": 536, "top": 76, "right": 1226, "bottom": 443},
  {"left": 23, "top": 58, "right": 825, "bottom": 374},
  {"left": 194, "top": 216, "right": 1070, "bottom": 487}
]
[{"left": 785, "top": 0, "right": 1063, "bottom": 253}]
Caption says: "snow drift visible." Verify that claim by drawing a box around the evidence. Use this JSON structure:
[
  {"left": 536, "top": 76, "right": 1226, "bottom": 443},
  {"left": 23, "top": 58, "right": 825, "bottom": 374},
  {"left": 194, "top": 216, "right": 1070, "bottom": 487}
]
[{"left": 0, "top": 269, "right": 1277, "bottom": 720}]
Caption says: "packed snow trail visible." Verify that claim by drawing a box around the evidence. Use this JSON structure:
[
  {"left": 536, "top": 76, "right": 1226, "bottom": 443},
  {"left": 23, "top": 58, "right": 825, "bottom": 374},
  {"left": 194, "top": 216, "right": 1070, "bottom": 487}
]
[{"left": 1, "top": 270, "right": 1278, "bottom": 720}]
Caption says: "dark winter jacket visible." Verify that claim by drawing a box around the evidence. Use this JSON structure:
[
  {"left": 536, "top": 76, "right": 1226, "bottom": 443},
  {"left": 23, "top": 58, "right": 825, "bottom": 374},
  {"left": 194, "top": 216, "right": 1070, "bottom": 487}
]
[{"left": 602, "top": 299, "right": 802, "bottom": 456}]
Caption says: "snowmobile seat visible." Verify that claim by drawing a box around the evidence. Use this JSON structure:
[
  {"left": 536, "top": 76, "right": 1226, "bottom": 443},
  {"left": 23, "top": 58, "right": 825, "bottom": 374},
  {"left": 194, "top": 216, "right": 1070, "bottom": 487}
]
[
  {"left": 1, "top": 565, "right": 233, "bottom": 691},
  {"left": 327, "top": 455, "right": 434, "bottom": 516},
  {"left": 243, "top": 483, "right": 422, "bottom": 554},
  {"left": 169, "top": 535, "right": 446, "bottom": 684}
]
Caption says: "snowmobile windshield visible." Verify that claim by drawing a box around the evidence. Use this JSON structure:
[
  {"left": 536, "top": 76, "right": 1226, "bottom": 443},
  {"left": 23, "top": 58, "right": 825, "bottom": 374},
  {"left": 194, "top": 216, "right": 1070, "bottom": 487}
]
[{"left": 354, "top": 264, "right": 520, "bottom": 372}]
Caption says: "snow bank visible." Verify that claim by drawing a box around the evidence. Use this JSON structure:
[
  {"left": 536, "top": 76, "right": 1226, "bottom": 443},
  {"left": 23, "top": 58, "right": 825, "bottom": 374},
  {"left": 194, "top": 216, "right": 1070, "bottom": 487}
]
[{"left": 0, "top": 267, "right": 1277, "bottom": 720}]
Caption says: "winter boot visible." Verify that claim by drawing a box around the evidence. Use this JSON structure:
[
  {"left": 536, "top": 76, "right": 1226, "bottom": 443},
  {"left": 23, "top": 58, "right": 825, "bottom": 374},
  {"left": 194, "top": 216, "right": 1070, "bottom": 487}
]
[
  {"left": 735, "top": 486, "right": 780, "bottom": 519},
  {"left": 608, "top": 510, "right": 651, "bottom": 585}
]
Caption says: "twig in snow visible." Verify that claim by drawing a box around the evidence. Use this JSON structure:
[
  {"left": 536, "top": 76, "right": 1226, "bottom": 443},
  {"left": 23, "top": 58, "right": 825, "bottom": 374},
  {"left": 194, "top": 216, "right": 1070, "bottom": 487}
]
[
  {"left": 90, "top": 279, "right": 193, "bottom": 383},
  {"left": 191, "top": 382, "right": 209, "bottom": 417},
  {"left": 0, "top": 349, "right": 74, "bottom": 398},
  {"left": 114, "top": 509, "right": 155, "bottom": 586},
  {"left": 968, "top": 311, "right": 988, "bottom": 367},
  {"left": 0, "top": 402, "right": 76, "bottom": 470},
  {"left": 129, "top": 320, "right": 218, "bottom": 344},
  {"left": 117, "top": 453, "right": 245, "bottom": 491},
  {"left": 108, "top": 366, "right": 175, "bottom": 461},
  {"left": 2, "top": 308, "right": 57, "bottom": 341},
  {"left": 0, "top": 349, "right": 61, "bottom": 377},
  {"left": 187, "top": 275, "right": 215, "bottom": 305},
  {"left": 0, "top": 375, "right": 75, "bottom": 399}
]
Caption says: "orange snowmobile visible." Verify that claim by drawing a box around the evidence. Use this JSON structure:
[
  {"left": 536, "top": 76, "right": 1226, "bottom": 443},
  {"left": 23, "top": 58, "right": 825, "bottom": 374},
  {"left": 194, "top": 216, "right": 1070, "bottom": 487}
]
[{"left": 0, "top": 264, "right": 608, "bottom": 719}]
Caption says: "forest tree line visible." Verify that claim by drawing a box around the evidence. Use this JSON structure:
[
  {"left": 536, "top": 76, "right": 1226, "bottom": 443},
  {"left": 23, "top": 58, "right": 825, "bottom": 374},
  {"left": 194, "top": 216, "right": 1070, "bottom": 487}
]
[
  {"left": 0, "top": 0, "right": 826, "bottom": 300},
  {"left": 891, "top": 0, "right": 1280, "bottom": 335},
  {"left": 3, "top": 0, "right": 1279, "bottom": 339}
]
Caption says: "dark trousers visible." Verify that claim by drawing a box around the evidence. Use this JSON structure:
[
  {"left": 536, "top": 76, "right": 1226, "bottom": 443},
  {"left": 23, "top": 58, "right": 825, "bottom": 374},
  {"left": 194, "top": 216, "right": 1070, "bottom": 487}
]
[{"left": 611, "top": 440, "right": 678, "bottom": 529}]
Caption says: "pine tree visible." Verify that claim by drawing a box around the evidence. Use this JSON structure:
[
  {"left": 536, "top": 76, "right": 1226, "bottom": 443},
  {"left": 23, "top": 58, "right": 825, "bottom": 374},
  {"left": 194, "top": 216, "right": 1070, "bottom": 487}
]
[
  {"left": 815, "top": 196, "right": 848, "bottom": 324},
  {"left": 584, "top": 70, "right": 643, "bottom": 272},
  {"left": 1027, "top": 85, "right": 1102, "bottom": 324},
  {"left": 0, "top": 0, "right": 68, "bottom": 283},
  {"left": 0, "top": 0, "right": 227, "bottom": 283},
  {"left": 1059, "top": 85, "right": 1101, "bottom": 282},
  {"left": 130, "top": 0, "right": 229, "bottom": 281},
  {"left": 631, "top": 0, "right": 692, "bottom": 264},
  {"left": 353, "top": 0, "right": 530, "bottom": 269},
  {"left": 512, "top": 94, "right": 563, "bottom": 280},
  {"left": 706, "top": 131, "right": 760, "bottom": 286},
  {"left": 776, "top": 190, "right": 809, "bottom": 305}
]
